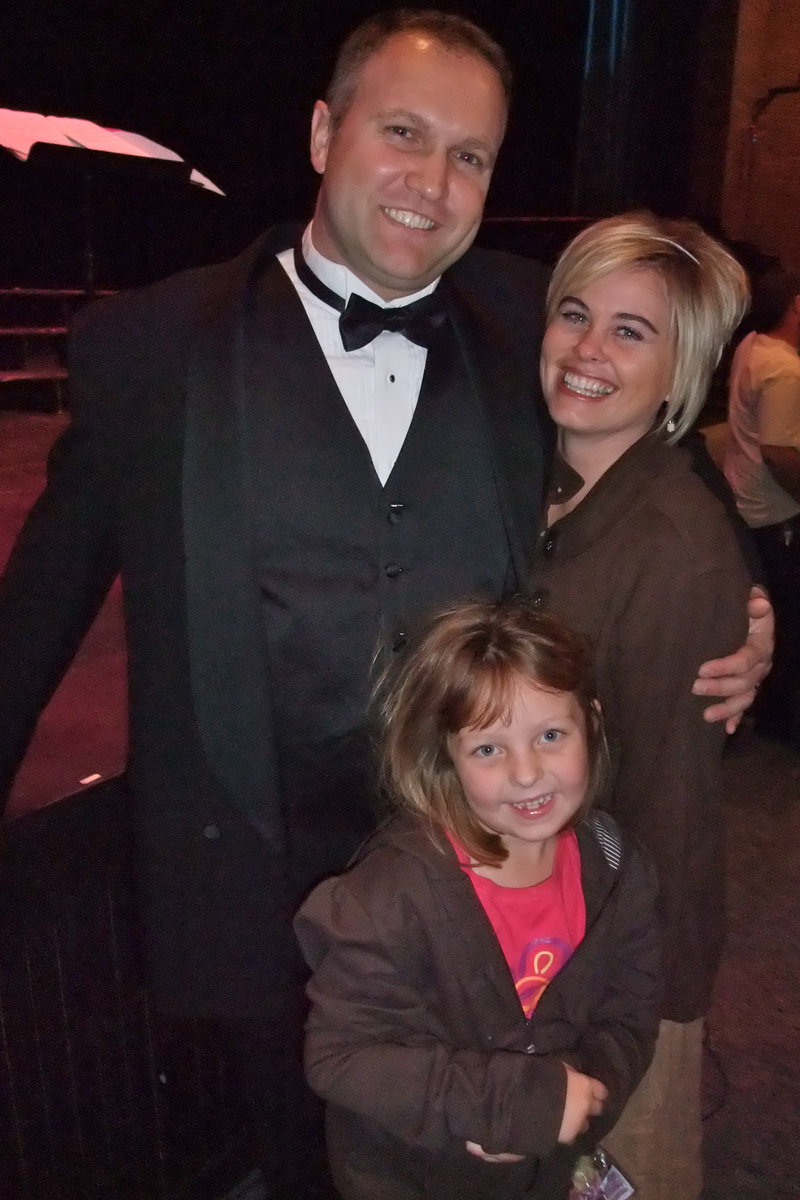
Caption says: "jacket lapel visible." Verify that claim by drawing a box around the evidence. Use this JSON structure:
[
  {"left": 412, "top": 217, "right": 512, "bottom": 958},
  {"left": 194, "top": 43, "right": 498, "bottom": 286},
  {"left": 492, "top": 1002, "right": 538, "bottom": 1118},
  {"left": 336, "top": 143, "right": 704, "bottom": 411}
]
[
  {"left": 183, "top": 225, "right": 302, "bottom": 843},
  {"left": 445, "top": 251, "right": 555, "bottom": 588}
]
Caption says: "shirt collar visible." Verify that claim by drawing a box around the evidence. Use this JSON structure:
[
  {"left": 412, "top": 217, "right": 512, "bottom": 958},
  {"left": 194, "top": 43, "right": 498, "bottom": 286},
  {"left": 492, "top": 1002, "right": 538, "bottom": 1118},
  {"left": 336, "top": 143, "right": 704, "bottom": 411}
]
[
  {"left": 547, "top": 451, "right": 585, "bottom": 506},
  {"left": 304, "top": 222, "right": 439, "bottom": 309}
]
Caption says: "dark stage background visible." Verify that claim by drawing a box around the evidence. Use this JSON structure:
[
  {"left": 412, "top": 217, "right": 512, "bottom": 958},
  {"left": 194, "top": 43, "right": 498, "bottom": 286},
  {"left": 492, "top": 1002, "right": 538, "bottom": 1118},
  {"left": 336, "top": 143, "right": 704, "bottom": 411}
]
[{"left": 0, "top": 0, "right": 735, "bottom": 288}]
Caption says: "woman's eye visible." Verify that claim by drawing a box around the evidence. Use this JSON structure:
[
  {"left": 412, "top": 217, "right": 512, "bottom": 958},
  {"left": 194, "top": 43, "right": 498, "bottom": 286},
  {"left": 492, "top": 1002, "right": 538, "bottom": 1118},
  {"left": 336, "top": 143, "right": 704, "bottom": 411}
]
[
  {"left": 617, "top": 324, "right": 643, "bottom": 341},
  {"left": 560, "top": 307, "right": 586, "bottom": 325}
]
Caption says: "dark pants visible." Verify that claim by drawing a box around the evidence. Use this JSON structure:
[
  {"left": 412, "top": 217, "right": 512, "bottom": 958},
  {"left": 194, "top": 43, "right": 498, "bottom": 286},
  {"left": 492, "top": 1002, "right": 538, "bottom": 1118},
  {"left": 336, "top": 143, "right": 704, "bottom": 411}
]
[
  {"left": 753, "top": 515, "right": 800, "bottom": 747},
  {"left": 218, "top": 1022, "right": 336, "bottom": 1200},
  {"left": 155, "top": 1006, "right": 338, "bottom": 1200}
]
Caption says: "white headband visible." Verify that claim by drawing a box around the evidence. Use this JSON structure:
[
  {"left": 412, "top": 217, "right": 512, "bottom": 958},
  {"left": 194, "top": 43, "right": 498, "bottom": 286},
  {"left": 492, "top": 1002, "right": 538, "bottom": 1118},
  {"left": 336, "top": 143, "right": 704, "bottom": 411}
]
[{"left": 650, "top": 236, "right": 701, "bottom": 266}]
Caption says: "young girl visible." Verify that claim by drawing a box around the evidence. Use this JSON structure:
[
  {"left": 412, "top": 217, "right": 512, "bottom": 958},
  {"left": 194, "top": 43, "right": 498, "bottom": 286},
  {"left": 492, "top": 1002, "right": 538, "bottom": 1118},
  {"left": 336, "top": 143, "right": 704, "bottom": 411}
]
[{"left": 294, "top": 600, "right": 660, "bottom": 1200}]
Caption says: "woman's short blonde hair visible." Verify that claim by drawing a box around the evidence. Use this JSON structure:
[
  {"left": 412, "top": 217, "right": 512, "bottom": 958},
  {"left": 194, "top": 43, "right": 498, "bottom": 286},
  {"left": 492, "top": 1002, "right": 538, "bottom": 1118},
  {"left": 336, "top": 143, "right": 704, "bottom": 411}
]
[
  {"left": 378, "top": 599, "right": 608, "bottom": 867},
  {"left": 545, "top": 212, "right": 750, "bottom": 443}
]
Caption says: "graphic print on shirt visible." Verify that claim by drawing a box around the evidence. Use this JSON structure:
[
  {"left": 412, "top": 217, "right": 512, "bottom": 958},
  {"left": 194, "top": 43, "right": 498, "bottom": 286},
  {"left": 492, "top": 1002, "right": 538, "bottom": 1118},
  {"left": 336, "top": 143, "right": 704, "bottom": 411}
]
[{"left": 515, "top": 936, "right": 573, "bottom": 1017}]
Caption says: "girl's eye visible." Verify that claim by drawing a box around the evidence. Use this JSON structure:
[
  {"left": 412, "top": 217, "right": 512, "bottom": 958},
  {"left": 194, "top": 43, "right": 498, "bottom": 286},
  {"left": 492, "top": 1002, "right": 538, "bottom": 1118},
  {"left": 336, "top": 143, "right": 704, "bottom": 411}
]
[
  {"left": 540, "top": 728, "right": 562, "bottom": 743},
  {"left": 474, "top": 744, "right": 498, "bottom": 758}
]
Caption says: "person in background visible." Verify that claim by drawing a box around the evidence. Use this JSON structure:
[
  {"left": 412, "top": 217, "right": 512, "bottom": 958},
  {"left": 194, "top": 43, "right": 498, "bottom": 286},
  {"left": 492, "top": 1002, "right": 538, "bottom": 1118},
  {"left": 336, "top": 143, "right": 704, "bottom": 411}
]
[
  {"left": 295, "top": 600, "right": 661, "bottom": 1200},
  {"left": 725, "top": 265, "right": 800, "bottom": 749},
  {"left": 0, "top": 11, "right": 771, "bottom": 1198},
  {"left": 534, "top": 212, "right": 753, "bottom": 1200}
]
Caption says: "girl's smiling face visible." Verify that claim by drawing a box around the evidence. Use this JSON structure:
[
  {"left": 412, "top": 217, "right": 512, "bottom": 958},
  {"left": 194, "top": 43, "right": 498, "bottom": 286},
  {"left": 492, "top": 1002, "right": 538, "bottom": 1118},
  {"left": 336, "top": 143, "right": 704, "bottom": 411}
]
[{"left": 448, "top": 678, "right": 590, "bottom": 860}]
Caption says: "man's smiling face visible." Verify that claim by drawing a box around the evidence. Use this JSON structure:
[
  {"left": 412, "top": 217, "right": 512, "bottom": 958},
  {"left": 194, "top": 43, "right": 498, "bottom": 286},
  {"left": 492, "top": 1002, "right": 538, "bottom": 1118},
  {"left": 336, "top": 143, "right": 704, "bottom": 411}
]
[{"left": 309, "top": 31, "right": 507, "bottom": 300}]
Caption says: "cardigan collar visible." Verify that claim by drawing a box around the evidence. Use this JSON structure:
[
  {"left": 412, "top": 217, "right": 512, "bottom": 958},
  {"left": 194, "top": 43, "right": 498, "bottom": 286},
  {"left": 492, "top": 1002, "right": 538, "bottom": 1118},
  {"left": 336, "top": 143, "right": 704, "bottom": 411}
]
[{"left": 542, "top": 433, "right": 685, "bottom": 560}]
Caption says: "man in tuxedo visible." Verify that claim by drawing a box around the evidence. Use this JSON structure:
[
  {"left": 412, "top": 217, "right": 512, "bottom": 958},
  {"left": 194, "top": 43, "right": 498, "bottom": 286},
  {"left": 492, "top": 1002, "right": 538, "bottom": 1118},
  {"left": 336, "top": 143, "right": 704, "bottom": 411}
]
[{"left": 0, "top": 9, "right": 771, "bottom": 1198}]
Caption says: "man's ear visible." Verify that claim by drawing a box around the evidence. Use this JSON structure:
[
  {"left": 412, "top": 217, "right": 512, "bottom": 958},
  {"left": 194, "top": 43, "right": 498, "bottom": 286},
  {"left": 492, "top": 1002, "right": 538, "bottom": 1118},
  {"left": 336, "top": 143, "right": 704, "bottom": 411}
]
[{"left": 310, "top": 101, "right": 333, "bottom": 176}]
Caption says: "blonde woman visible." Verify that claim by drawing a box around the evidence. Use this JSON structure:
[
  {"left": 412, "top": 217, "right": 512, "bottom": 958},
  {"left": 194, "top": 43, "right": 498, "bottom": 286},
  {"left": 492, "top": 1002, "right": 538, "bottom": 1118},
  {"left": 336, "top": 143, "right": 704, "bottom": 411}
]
[{"left": 535, "top": 212, "right": 752, "bottom": 1200}]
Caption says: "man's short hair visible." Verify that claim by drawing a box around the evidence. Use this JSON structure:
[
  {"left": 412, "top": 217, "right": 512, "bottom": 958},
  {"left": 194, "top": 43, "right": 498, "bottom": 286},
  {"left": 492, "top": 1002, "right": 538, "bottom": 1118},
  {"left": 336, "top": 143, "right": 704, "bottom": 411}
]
[
  {"left": 750, "top": 266, "right": 800, "bottom": 334},
  {"left": 325, "top": 8, "right": 512, "bottom": 128}
]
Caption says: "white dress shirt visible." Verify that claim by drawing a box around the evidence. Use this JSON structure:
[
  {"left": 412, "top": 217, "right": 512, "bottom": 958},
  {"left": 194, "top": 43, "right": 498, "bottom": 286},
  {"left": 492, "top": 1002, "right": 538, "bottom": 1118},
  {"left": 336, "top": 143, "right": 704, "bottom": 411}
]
[{"left": 278, "top": 226, "right": 440, "bottom": 485}]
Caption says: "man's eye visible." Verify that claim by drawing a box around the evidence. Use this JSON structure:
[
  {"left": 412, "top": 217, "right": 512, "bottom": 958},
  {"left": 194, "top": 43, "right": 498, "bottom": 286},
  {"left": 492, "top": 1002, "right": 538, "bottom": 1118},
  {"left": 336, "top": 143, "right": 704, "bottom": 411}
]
[
  {"left": 387, "top": 125, "right": 413, "bottom": 139},
  {"left": 455, "top": 151, "right": 482, "bottom": 168}
]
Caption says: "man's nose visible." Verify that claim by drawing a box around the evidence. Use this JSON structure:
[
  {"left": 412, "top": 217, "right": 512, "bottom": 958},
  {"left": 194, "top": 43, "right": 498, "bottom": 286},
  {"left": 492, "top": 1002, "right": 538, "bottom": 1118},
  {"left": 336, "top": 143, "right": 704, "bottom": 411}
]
[{"left": 406, "top": 151, "right": 448, "bottom": 202}]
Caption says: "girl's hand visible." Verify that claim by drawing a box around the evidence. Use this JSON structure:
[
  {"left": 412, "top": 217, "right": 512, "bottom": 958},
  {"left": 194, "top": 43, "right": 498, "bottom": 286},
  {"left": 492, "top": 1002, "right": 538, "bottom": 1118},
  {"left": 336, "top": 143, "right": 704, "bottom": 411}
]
[
  {"left": 557, "top": 1063, "right": 607, "bottom": 1144},
  {"left": 465, "top": 1140, "right": 525, "bottom": 1164}
]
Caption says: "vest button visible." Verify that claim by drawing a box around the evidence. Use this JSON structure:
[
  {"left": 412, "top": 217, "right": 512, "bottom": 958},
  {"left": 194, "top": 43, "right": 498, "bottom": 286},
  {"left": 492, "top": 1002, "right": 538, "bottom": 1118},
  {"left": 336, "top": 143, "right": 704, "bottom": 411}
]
[
  {"left": 387, "top": 503, "right": 405, "bottom": 525},
  {"left": 203, "top": 824, "right": 221, "bottom": 840},
  {"left": 392, "top": 631, "right": 407, "bottom": 652},
  {"left": 385, "top": 563, "right": 403, "bottom": 578},
  {"left": 541, "top": 530, "right": 558, "bottom": 556},
  {"left": 530, "top": 589, "right": 549, "bottom": 608}
]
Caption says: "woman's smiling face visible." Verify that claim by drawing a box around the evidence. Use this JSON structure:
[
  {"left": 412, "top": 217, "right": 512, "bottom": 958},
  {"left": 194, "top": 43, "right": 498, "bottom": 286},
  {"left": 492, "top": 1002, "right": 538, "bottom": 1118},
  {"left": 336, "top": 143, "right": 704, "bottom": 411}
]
[{"left": 540, "top": 265, "right": 675, "bottom": 449}]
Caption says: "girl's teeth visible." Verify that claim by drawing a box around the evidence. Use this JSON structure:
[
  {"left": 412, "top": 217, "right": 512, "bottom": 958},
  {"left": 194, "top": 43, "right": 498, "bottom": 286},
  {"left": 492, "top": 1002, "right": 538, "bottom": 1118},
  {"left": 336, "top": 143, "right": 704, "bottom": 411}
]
[{"left": 513, "top": 795, "right": 550, "bottom": 811}]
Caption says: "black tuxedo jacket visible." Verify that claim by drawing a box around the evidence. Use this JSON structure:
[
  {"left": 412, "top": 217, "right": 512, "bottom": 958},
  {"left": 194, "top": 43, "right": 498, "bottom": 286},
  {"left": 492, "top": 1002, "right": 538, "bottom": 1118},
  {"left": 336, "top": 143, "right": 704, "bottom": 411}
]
[{"left": 0, "top": 226, "right": 552, "bottom": 1023}]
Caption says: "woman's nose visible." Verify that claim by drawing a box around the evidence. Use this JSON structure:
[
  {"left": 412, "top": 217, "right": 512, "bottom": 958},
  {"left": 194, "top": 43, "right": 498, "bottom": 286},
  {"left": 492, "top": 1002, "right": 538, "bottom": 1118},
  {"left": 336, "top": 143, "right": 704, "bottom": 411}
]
[{"left": 575, "top": 326, "right": 605, "bottom": 361}]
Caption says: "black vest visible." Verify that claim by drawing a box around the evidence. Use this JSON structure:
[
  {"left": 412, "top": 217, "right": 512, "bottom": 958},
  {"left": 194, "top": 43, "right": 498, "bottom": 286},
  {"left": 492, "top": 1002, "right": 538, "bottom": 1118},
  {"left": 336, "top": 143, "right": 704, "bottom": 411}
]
[{"left": 246, "top": 302, "right": 514, "bottom": 750}]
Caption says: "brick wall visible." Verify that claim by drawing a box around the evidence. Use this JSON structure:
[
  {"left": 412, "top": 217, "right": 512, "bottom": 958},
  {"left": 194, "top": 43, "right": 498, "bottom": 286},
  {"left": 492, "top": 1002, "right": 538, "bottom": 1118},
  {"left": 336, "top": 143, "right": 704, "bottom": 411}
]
[{"left": 722, "top": 0, "right": 800, "bottom": 269}]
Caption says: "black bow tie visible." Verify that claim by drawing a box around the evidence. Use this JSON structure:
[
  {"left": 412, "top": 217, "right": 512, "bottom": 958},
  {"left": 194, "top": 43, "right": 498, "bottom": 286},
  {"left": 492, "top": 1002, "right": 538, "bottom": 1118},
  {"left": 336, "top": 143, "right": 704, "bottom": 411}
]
[{"left": 293, "top": 242, "right": 447, "bottom": 352}]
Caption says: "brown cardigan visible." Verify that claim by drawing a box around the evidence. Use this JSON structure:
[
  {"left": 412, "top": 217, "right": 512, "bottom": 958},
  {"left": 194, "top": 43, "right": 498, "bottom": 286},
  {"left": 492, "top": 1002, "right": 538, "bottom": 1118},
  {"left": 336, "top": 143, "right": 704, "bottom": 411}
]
[
  {"left": 296, "top": 811, "right": 660, "bottom": 1200},
  {"left": 533, "top": 434, "right": 751, "bottom": 1020}
]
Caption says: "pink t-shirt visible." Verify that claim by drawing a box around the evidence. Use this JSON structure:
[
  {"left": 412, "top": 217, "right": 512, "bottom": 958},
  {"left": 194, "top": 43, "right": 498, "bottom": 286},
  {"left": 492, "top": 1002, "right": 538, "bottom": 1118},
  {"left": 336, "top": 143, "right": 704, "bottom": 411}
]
[{"left": 448, "top": 830, "right": 586, "bottom": 1017}]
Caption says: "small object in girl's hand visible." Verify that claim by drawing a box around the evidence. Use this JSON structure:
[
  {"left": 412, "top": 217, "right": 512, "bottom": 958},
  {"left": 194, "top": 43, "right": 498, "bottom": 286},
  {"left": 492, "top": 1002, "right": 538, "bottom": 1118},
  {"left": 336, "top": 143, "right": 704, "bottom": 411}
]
[{"left": 569, "top": 1147, "right": 635, "bottom": 1199}]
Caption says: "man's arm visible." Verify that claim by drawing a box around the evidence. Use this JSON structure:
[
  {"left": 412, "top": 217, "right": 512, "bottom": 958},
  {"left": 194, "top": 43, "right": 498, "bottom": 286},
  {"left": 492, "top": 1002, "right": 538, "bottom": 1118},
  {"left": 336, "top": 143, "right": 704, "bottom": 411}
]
[
  {"left": 681, "top": 432, "right": 774, "bottom": 729},
  {"left": 693, "top": 586, "right": 773, "bottom": 733}
]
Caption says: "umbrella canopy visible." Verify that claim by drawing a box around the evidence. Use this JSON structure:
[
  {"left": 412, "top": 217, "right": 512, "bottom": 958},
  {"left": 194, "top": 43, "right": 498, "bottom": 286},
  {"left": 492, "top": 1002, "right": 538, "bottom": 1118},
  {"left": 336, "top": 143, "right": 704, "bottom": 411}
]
[{"left": 0, "top": 108, "right": 224, "bottom": 195}]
